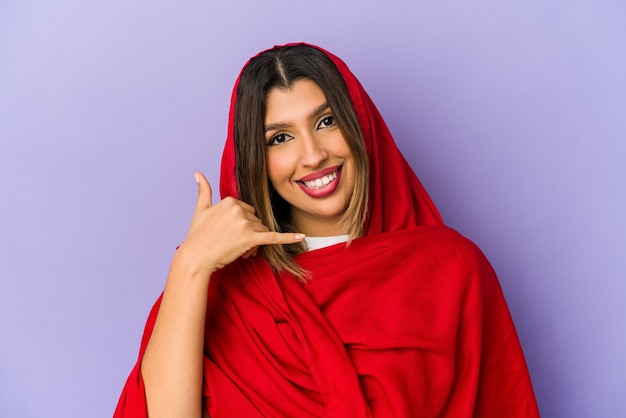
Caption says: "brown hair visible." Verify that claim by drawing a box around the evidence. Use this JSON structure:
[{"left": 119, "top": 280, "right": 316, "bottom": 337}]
[{"left": 234, "top": 45, "right": 369, "bottom": 278}]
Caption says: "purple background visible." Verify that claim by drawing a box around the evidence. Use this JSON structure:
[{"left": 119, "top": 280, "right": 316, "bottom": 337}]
[{"left": 1, "top": 1, "right": 624, "bottom": 417}]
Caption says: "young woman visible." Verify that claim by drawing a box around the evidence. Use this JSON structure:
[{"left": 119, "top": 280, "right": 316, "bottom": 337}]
[{"left": 114, "top": 43, "right": 539, "bottom": 417}]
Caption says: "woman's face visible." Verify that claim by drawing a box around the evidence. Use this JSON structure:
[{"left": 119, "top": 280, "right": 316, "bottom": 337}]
[{"left": 264, "top": 79, "right": 355, "bottom": 237}]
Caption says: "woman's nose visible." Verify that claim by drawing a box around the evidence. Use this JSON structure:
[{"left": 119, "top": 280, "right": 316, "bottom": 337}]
[{"left": 299, "top": 132, "right": 328, "bottom": 167}]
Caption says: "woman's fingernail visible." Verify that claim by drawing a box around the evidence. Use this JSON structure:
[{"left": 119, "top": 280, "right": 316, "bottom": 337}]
[
  {"left": 194, "top": 173, "right": 200, "bottom": 184},
  {"left": 294, "top": 233, "right": 305, "bottom": 240}
]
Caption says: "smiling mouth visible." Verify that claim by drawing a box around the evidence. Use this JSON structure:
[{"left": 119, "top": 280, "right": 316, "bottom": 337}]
[{"left": 301, "top": 170, "right": 339, "bottom": 189}]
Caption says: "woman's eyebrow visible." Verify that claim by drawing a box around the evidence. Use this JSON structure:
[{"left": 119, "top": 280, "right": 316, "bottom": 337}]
[
  {"left": 264, "top": 102, "right": 330, "bottom": 133},
  {"left": 310, "top": 102, "right": 330, "bottom": 118}
]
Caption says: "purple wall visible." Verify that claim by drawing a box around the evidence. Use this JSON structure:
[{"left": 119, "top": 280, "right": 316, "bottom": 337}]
[{"left": 1, "top": 1, "right": 624, "bottom": 417}]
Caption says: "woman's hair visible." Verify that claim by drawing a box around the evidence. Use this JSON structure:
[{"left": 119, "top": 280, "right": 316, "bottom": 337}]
[{"left": 234, "top": 45, "right": 369, "bottom": 278}]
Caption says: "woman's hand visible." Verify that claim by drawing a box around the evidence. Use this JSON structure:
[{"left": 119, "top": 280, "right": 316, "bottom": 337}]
[
  {"left": 172, "top": 172, "right": 304, "bottom": 280},
  {"left": 142, "top": 172, "right": 304, "bottom": 418}
]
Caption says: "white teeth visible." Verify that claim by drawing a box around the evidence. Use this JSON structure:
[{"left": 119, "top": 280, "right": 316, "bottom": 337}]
[{"left": 303, "top": 171, "right": 337, "bottom": 189}]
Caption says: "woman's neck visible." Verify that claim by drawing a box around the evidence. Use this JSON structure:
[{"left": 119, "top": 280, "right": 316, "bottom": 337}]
[{"left": 291, "top": 213, "right": 347, "bottom": 237}]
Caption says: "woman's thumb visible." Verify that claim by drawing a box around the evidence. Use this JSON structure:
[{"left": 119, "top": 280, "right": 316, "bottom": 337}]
[{"left": 194, "top": 172, "right": 212, "bottom": 211}]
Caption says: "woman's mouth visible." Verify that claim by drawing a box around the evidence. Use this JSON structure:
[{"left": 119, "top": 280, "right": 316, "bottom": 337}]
[
  {"left": 297, "top": 166, "right": 342, "bottom": 198},
  {"left": 302, "top": 170, "right": 338, "bottom": 189}
]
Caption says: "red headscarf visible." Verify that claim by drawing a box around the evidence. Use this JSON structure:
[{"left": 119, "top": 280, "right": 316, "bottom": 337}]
[{"left": 114, "top": 43, "right": 539, "bottom": 417}]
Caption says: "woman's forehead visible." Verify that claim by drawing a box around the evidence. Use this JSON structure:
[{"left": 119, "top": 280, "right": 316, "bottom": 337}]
[{"left": 264, "top": 80, "right": 328, "bottom": 128}]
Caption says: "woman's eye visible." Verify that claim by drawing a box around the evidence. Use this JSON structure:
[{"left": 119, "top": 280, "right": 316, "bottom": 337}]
[
  {"left": 267, "top": 133, "right": 292, "bottom": 146},
  {"left": 317, "top": 116, "right": 335, "bottom": 129}
]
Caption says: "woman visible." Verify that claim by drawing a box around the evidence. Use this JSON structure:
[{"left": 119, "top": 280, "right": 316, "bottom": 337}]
[{"left": 114, "top": 43, "right": 539, "bottom": 417}]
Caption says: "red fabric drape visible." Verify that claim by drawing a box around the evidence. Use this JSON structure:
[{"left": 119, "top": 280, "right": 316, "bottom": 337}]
[{"left": 114, "top": 43, "right": 539, "bottom": 417}]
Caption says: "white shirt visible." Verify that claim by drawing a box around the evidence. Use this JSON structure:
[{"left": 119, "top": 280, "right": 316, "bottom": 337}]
[{"left": 304, "top": 235, "right": 349, "bottom": 251}]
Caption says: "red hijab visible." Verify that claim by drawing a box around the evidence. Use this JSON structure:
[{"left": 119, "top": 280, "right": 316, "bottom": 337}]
[{"left": 114, "top": 43, "right": 538, "bottom": 417}]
